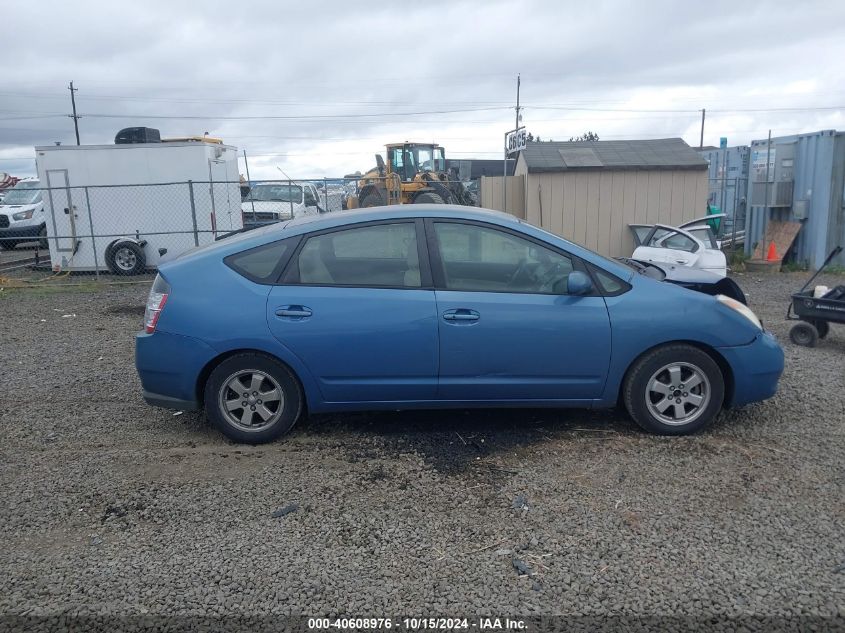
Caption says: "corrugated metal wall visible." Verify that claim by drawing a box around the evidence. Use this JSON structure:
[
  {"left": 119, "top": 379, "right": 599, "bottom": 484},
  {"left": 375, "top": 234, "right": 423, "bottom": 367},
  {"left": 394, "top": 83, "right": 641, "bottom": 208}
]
[
  {"left": 744, "top": 130, "right": 845, "bottom": 268},
  {"left": 519, "top": 169, "right": 708, "bottom": 258}
]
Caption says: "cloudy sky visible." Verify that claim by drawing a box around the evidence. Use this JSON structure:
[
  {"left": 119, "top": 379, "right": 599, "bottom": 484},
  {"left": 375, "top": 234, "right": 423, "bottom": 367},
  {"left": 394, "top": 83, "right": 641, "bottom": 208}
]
[{"left": 2, "top": 0, "right": 844, "bottom": 180}]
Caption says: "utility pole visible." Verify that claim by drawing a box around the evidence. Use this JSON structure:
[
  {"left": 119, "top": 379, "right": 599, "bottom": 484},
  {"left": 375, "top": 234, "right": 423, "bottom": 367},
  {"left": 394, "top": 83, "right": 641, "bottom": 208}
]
[
  {"left": 68, "top": 81, "right": 80, "bottom": 145},
  {"left": 243, "top": 149, "right": 256, "bottom": 220},
  {"left": 503, "top": 74, "right": 521, "bottom": 211},
  {"left": 699, "top": 108, "right": 705, "bottom": 149}
]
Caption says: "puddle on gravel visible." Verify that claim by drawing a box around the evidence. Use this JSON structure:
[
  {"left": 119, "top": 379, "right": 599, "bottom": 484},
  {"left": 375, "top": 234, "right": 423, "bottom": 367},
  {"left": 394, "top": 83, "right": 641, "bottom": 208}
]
[{"left": 297, "top": 408, "right": 629, "bottom": 477}]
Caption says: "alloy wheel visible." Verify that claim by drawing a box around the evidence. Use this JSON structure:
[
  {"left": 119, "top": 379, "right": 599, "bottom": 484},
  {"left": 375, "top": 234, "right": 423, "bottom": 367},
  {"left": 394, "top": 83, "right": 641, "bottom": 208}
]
[
  {"left": 218, "top": 369, "right": 285, "bottom": 432},
  {"left": 645, "top": 362, "right": 711, "bottom": 426}
]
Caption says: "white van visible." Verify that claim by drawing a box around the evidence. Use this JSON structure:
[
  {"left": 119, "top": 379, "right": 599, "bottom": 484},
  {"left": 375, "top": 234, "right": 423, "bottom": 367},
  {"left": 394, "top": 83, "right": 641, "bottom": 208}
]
[{"left": 0, "top": 178, "right": 46, "bottom": 250}]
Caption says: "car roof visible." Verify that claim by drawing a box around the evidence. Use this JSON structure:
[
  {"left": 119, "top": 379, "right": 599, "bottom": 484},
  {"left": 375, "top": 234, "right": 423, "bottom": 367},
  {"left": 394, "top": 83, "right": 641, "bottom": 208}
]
[
  {"left": 165, "top": 203, "right": 634, "bottom": 284},
  {"left": 285, "top": 204, "right": 519, "bottom": 231}
]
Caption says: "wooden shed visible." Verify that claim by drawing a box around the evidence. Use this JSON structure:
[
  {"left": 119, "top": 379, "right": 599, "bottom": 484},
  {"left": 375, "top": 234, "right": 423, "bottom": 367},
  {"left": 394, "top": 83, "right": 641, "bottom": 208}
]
[{"left": 488, "top": 138, "right": 709, "bottom": 258}]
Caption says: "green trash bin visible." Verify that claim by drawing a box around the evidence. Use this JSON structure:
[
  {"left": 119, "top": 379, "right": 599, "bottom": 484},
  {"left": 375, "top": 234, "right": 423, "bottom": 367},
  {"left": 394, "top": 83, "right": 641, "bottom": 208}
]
[{"left": 706, "top": 204, "right": 721, "bottom": 234}]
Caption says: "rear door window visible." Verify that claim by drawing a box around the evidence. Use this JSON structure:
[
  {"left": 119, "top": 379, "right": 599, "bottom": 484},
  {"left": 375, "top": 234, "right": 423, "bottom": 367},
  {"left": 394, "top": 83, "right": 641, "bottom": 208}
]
[{"left": 288, "top": 222, "right": 422, "bottom": 288}]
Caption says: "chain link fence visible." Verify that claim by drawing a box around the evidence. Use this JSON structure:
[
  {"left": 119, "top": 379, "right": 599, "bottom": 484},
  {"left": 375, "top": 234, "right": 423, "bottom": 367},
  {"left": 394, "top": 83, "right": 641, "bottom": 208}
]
[
  {"left": 0, "top": 176, "right": 484, "bottom": 284},
  {"left": 707, "top": 177, "right": 748, "bottom": 252}
]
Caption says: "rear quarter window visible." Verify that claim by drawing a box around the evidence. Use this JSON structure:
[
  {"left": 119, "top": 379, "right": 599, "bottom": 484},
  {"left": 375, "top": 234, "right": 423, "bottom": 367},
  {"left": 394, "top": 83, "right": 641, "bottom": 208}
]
[{"left": 224, "top": 237, "right": 299, "bottom": 283}]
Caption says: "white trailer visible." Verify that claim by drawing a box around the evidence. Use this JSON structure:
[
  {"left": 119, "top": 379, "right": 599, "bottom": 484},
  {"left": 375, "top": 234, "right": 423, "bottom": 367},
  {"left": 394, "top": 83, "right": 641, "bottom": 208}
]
[{"left": 35, "top": 141, "right": 242, "bottom": 274}]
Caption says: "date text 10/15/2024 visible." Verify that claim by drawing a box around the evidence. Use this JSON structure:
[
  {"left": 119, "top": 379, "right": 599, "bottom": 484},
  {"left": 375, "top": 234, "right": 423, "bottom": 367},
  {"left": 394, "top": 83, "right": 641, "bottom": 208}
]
[{"left": 308, "top": 618, "right": 527, "bottom": 630}]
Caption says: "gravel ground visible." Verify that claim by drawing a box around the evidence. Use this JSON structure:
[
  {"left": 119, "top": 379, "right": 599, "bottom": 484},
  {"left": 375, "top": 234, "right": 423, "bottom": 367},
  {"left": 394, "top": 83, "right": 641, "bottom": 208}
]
[{"left": 0, "top": 272, "right": 843, "bottom": 631}]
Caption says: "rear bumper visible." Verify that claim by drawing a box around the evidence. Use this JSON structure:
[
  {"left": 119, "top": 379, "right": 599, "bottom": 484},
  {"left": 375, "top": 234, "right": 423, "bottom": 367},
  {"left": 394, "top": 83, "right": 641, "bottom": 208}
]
[
  {"left": 717, "top": 331, "right": 784, "bottom": 408},
  {"left": 135, "top": 330, "right": 217, "bottom": 411}
]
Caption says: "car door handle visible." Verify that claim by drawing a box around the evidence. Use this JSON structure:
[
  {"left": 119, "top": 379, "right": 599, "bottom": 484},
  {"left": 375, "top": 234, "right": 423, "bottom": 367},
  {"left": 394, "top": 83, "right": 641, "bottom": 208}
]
[
  {"left": 443, "top": 309, "right": 480, "bottom": 322},
  {"left": 275, "top": 305, "right": 312, "bottom": 318},
  {"left": 675, "top": 259, "right": 689, "bottom": 264}
]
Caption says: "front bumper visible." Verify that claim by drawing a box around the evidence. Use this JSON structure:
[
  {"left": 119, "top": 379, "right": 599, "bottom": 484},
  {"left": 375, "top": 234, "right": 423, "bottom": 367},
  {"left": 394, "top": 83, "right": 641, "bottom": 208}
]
[
  {"left": 136, "top": 330, "right": 218, "bottom": 411},
  {"left": 0, "top": 223, "right": 43, "bottom": 240},
  {"left": 717, "top": 330, "right": 784, "bottom": 408}
]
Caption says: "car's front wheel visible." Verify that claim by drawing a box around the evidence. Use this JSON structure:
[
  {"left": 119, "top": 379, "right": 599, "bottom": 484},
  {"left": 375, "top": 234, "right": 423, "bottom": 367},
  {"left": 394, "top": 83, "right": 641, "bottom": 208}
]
[
  {"left": 623, "top": 344, "right": 724, "bottom": 435},
  {"left": 204, "top": 353, "right": 303, "bottom": 444}
]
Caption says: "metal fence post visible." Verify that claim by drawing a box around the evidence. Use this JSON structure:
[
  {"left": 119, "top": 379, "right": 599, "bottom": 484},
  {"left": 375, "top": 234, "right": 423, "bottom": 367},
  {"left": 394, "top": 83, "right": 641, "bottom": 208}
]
[
  {"left": 323, "top": 177, "right": 328, "bottom": 213},
  {"left": 188, "top": 180, "right": 199, "bottom": 247},
  {"left": 289, "top": 178, "right": 294, "bottom": 218},
  {"left": 83, "top": 186, "right": 99, "bottom": 279}
]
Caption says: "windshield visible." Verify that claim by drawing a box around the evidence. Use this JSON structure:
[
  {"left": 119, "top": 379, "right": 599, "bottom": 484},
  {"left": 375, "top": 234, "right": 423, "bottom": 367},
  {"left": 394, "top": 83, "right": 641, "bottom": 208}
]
[
  {"left": 244, "top": 184, "right": 302, "bottom": 203},
  {"left": 417, "top": 146, "right": 445, "bottom": 172},
  {"left": 2, "top": 182, "right": 42, "bottom": 206}
]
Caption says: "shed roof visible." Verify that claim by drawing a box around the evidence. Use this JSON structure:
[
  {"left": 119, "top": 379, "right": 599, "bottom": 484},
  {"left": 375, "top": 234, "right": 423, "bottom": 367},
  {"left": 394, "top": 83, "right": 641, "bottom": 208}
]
[{"left": 521, "top": 138, "right": 707, "bottom": 173}]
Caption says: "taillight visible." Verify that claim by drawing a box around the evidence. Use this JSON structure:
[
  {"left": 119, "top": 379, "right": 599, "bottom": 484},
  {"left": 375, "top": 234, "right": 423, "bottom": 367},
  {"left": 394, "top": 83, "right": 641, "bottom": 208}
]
[{"left": 144, "top": 274, "right": 171, "bottom": 334}]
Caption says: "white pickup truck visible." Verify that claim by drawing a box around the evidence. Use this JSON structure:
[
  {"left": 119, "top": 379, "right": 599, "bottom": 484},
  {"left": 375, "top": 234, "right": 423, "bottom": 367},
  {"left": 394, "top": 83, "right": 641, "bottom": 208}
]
[{"left": 241, "top": 181, "right": 322, "bottom": 230}]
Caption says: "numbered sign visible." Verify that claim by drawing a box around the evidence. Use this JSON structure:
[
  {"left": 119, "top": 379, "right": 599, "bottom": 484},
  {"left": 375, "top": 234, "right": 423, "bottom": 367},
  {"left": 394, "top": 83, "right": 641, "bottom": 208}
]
[{"left": 505, "top": 128, "right": 527, "bottom": 156}]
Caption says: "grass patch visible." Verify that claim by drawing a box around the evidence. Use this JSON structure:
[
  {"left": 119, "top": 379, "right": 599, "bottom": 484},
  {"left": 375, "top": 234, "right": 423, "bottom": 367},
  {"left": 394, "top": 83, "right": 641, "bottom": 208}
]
[
  {"left": 781, "top": 261, "right": 809, "bottom": 273},
  {"left": 727, "top": 249, "right": 748, "bottom": 272}
]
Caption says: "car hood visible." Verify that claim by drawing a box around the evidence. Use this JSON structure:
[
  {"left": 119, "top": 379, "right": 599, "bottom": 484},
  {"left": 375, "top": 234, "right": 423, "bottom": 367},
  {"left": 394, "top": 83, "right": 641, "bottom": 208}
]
[
  {"left": 241, "top": 201, "right": 303, "bottom": 215},
  {"left": 622, "top": 258, "right": 747, "bottom": 304}
]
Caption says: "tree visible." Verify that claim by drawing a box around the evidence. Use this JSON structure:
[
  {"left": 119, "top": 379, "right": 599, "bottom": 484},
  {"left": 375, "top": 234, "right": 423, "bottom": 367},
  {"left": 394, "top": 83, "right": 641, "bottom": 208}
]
[{"left": 569, "top": 131, "right": 600, "bottom": 142}]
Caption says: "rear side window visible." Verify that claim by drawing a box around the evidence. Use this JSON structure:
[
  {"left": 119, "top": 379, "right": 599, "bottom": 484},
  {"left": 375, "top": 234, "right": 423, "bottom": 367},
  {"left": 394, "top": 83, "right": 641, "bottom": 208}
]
[
  {"left": 225, "top": 237, "right": 298, "bottom": 283},
  {"left": 288, "top": 222, "right": 421, "bottom": 288}
]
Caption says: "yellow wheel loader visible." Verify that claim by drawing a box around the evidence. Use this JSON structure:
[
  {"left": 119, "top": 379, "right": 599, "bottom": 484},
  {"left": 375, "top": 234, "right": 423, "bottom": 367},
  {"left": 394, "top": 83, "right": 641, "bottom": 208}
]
[{"left": 347, "top": 142, "right": 475, "bottom": 209}]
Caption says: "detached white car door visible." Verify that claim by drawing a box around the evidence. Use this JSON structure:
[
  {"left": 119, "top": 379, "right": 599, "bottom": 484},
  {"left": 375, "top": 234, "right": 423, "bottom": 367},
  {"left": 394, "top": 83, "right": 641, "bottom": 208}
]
[{"left": 632, "top": 224, "right": 727, "bottom": 277}]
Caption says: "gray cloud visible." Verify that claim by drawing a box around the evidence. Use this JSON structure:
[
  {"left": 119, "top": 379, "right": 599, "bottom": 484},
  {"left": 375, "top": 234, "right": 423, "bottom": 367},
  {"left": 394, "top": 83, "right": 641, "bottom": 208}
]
[{"left": 2, "top": 0, "right": 844, "bottom": 178}]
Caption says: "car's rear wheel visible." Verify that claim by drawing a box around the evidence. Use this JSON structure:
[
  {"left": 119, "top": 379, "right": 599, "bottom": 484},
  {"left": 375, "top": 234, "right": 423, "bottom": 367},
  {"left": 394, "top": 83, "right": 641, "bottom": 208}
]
[
  {"left": 623, "top": 344, "right": 724, "bottom": 435},
  {"left": 204, "top": 353, "right": 303, "bottom": 444}
]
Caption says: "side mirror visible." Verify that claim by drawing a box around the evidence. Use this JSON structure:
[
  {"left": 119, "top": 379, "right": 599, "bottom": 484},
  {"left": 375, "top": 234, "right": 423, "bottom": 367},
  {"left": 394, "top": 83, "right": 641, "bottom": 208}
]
[{"left": 566, "top": 271, "right": 593, "bottom": 296}]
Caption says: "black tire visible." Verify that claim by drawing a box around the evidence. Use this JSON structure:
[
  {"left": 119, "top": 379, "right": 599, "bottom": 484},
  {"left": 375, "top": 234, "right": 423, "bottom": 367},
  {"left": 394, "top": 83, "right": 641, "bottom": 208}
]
[
  {"left": 359, "top": 190, "right": 385, "bottom": 208},
  {"left": 413, "top": 192, "right": 445, "bottom": 204},
  {"left": 204, "top": 353, "right": 303, "bottom": 444},
  {"left": 810, "top": 320, "right": 829, "bottom": 340},
  {"left": 0, "top": 239, "right": 18, "bottom": 251},
  {"left": 790, "top": 322, "right": 819, "bottom": 347},
  {"left": 623, "top": 344, "right": 725, "bottom": 435},
  {"left": 106, "top": 241, "right": 146, "bottom": 275},
  {"left": 38, "top": 224, "right": 48, "bottom": 250}
]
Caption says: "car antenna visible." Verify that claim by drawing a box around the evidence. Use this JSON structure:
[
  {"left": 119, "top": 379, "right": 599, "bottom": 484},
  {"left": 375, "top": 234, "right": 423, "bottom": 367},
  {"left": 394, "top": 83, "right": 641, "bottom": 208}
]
[{"left": 276, "top": 166, "right": 294, "bottom": 182}]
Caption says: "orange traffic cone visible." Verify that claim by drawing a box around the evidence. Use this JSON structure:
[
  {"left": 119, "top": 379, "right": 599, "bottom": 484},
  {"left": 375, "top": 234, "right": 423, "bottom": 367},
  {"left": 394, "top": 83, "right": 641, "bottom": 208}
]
[{"left": 766, "top": 241, "right": 778, "bottom": 262}]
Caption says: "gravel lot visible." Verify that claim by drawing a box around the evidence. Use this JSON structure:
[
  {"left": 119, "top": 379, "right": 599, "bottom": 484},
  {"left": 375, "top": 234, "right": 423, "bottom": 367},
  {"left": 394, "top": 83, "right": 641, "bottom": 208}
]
[{"left": 0, "top": 272, "right": 843, "bottom": 630}]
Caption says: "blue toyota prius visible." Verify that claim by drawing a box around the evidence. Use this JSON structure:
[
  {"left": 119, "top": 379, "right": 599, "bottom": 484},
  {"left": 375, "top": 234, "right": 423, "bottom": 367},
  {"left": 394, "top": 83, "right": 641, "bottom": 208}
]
[{"left": 136, "top": 206, "right": 784, "bottom": 443}]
